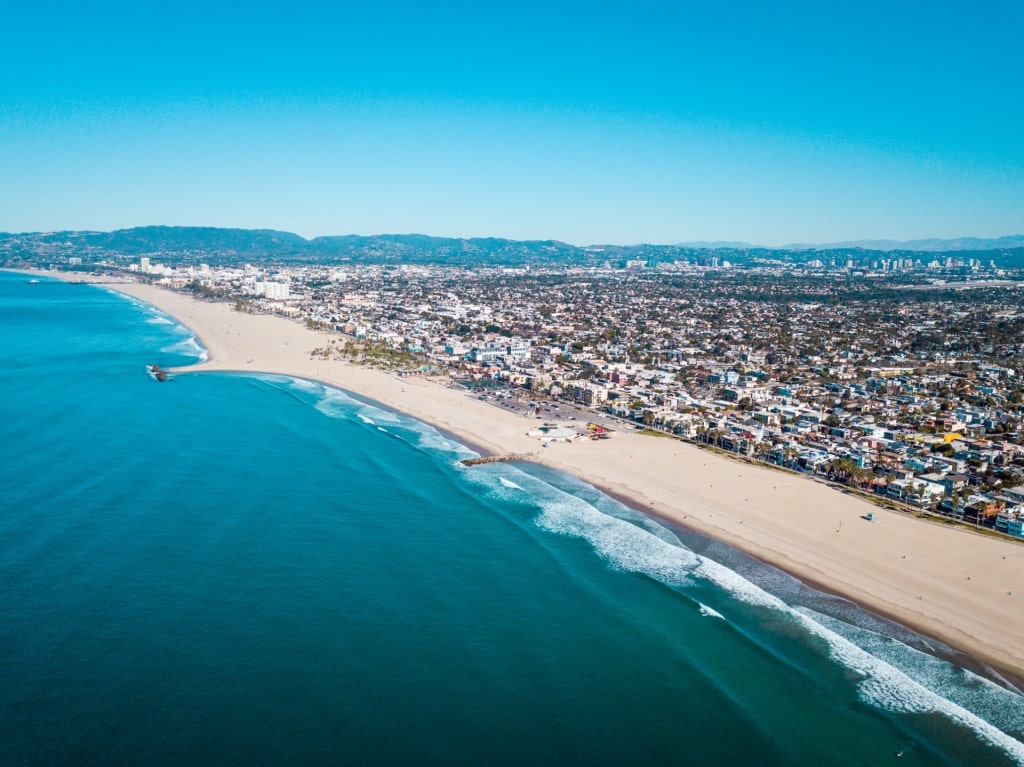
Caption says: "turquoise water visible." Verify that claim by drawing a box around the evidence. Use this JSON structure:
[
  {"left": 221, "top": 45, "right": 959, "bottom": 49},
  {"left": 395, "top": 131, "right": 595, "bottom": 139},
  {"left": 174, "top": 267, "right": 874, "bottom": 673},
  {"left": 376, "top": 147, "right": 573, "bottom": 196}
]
[{"left": 1, "top": 270, "right": 1023, "bottom": 766}]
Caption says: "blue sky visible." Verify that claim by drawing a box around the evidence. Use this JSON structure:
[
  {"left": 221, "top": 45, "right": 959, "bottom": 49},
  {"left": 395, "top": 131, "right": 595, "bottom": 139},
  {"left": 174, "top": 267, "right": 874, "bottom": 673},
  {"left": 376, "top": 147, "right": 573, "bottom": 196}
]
[{"left": 1, "top": 1, "right": 1022, "bottom": 245}]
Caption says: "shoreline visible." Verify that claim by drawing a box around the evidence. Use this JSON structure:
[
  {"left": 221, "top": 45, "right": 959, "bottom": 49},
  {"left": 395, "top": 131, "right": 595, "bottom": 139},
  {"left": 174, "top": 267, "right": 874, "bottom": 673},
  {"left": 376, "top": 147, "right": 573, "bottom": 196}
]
[
  {"left": 25, "top": 271, "right": 1024, "bottom": 685},
  {"left": 588, "top": 475, "right": 1024, "bottom": 692}
]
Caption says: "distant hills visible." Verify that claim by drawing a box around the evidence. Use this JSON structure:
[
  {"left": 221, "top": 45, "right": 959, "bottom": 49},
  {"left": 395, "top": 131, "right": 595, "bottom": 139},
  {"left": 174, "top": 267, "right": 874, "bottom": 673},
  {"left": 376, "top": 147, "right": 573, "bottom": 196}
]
[
  {"left": 685, "top": 235, "right": 1024, "bottom": 252},
  {"left": 784, "top": 235, "right": 1024, "bottom": 252},
  {"left": 0, "top": 227, "right": 587, "bottom": 268},
  {"left": 2, "top": 226, "right": 1024, "bottom": 268},
  {"left": 676, "top": 240, "right": 756, "bottom": 250},
  {"left": 86, "top": 226, "right": 310, "bottom": 255}
]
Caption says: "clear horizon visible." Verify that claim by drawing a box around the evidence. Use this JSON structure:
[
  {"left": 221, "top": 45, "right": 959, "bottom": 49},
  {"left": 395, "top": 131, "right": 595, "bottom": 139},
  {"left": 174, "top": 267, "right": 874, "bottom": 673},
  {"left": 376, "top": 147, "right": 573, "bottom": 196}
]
[{"left": 2, "top": 2, "right": 1022, "bottom": 245}]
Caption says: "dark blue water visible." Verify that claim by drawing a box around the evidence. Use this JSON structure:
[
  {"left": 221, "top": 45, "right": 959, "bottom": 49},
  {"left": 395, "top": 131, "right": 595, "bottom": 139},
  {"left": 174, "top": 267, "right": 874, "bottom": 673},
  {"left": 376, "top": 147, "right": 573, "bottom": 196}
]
[{"left": 1, "top": 271, "right": 1022, "bottom": 766}]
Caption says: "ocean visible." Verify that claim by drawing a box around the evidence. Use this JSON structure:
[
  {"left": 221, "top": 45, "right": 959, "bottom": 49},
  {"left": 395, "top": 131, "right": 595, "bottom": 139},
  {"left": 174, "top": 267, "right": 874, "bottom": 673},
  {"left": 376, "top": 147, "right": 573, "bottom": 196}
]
[{"left": 1, "top": 269, "right": 1023, "bottom": 766}]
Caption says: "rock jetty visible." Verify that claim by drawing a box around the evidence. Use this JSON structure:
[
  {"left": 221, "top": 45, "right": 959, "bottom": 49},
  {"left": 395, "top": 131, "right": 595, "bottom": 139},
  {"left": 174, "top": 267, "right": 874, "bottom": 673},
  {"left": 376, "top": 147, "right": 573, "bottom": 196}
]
[{"left": 459, "top": 453, "right": 534, "bottom": 466}]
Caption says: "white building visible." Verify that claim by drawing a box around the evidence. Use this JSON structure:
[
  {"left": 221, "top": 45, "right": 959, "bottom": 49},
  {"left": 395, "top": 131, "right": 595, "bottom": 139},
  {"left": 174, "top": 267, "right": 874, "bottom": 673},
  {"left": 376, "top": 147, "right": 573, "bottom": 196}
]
[
  {"left": 564, "top": 382, "right": 609, "bottom": 408},
  {"left": 255, "top": 281, "right": 290, "bottom": 300}
]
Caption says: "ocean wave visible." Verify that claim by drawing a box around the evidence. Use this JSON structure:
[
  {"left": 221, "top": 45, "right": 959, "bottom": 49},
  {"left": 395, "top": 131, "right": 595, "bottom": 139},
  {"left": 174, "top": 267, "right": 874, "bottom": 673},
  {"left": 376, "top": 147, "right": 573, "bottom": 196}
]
[
  {"left": 699, "top": 552, "right": 1024, "bottom": 759},
  {"left": 536, "top": 495, "right": 699, "bottom": 586},
  {"left": 102, "top": 288, "right": 142, "bottom": 306},
  {"left": 803, "top": 607, "right": 1024, "bottom": 741},
  {"left": 694, "top": 557, "right": 792, "bottom": 612},
  {"left": 463, "top": 464, "right": 698, "bottom": 586},
  {"left": 470, "top": 461, "right": 1024, "bottom": 763},
  {"left": 258, "top": 373, "right": 1024, "bottom": 761},
  {"left": 794, "top": 609, "right": 1024, "bottom": 764},
  {"left": 357, "top": 406, "right": 401, "bottom": 425},
  {"left": 413, "top": 427, "right": 469, "bottom": 457},
  {"left": 698, "top": 603, "right": 725, "bottom": 619},
  {"left": 191, "top": 336, "right": 209, "bottom": 362},
  {"left": 146, "top": 316, "right": 174, "bottom": 325},
  {"left": 310, "top": 385, "right": 360, "bottom": 418},
  {"left": 308, "top": 380, "right": 473, "bottom": 458},
  {"left": 287, "top": 377, "right": 323, "bottom": 393},
  {"left": 161, "top": 334, "right": 207, "bottom": 362},
  {"left": 282, "top": 377, "right": 475, "bottom": 461},
  {"left": 691, "top": 535, "right": 1024, "bottom": 761}
]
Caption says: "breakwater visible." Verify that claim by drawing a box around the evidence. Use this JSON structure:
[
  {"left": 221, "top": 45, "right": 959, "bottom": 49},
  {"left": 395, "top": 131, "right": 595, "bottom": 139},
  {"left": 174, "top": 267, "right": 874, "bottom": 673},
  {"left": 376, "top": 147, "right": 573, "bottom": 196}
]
[{"left": 460, "top": 452, "right": 534, "bottom": 466}]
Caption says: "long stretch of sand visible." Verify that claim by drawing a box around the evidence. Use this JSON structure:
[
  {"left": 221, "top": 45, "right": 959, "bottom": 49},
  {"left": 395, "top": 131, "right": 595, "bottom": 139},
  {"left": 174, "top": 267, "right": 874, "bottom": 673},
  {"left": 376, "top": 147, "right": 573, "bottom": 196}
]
[{"left": 83, "top": 278, "right": 1024, "bottom": 679}]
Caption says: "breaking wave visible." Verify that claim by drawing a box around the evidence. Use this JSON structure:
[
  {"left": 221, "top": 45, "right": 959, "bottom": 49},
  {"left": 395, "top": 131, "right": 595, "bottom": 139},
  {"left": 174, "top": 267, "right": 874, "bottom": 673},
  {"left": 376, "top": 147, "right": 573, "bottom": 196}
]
[
  {"left": 462, "top": 460, "right": 1024, "bottom": 764},
  {"left": 252, "top": 373, "right": 1024, "bottom": 764},
  {"left": 699, "top": 603, "right": 725, "bottom": 619},
  {"left": 161, "top": 333, "right": 207, "bottom": 362},
  {"left": 274, "top": 376, "right": 475, "bottom": 463}
]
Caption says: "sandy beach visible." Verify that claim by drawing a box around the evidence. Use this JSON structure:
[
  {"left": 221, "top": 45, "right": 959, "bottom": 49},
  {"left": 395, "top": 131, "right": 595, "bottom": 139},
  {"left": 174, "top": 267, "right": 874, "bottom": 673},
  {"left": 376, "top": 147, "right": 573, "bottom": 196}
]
[{"left": 67, "top": 276, "right": 1024, "bottom": 681}]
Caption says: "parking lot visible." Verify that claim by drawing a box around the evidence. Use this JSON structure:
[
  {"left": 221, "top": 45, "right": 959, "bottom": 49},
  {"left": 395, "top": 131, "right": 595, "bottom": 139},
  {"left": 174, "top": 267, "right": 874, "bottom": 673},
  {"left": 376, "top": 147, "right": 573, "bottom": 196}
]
[{"left": 468, "top": 387, "right": 622, "bottom": 431}]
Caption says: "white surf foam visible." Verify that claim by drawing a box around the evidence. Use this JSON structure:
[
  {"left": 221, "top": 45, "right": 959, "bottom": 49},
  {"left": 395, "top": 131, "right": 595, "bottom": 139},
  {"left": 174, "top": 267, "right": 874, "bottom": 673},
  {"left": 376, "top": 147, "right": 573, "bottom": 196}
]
[
  {"left": 413, "top": 428, "right": 468, "bottom": 457},
  {"left": 531, "top": 466, "right": 684, "bottom": 548},
  {"left": 146, "top": 316, "right": 173, "bottom": 325},
  {"left": 102, "top": 287, "right": 141, "bottom": 306},
  {"left": 803, "top": 607, "right": 1024, "bottom": 741},
  {"left": 474, "top": 462, "right": 1024, "bottom": 763},
  {"left": 537, "top": 495, "right": 700, "bottom": 586},
  {"left": 288, "top": 377, "right": 323, "bottom": 393},
  {"left": 694, "top": 556, "right": 790, "bottom": 611},
  {"left": 289, "top": 378, "right": 474, "bottom": 461},
  {"left": 310, "top": 386, "right": 361, "bottom": 419},
  {"left": 161, "top": 334, "right": 207, "bottom": 362},
  {"left": 188, "top": 335, "right": 208, "bottom": 362},
  {"left": 358, "top": 406, "right": 400, "bottom": 425},
  {"left": 793, "top": 609, "right": 1024, "bottom": 763},
  {"left": 258, "top": 374, "right": 1024, "bottom": 759},
  {"left": 699, "top": 603, "right": 725, "bottom": 619},
  {"left": 466, "top": 465, "right": 698, "bottom": 586},
  {"left": 697, "top": 554, "right": 1024, "bottom": 761}
]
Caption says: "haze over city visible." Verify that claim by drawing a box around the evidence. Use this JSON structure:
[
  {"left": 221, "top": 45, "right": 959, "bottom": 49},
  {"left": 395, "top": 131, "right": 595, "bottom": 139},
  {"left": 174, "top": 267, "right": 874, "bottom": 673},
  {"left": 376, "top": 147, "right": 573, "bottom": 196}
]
[{"left": 2, "top": 1, "right": 1022, "bottom": 245}]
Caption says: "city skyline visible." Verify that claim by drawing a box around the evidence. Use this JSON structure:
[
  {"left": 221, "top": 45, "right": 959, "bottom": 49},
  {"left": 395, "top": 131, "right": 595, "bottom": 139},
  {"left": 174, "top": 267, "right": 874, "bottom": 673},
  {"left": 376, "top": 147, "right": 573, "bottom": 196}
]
[{"left": 2, "top": 1, "right": 1022, "bottom": 245}]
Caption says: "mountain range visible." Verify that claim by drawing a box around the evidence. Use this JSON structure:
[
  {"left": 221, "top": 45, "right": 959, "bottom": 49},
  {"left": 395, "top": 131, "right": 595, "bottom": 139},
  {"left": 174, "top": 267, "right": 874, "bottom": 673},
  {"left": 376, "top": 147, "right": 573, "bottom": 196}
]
[
  {"left": 2, "top": 226, "right": 1024, "bottom": 268},
  {"left": 682, "top": 235, "right": 1024, "bottom": 252}
]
